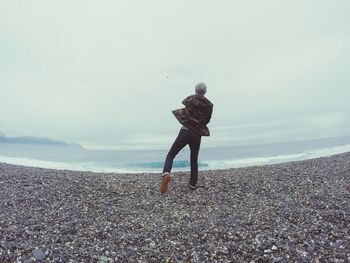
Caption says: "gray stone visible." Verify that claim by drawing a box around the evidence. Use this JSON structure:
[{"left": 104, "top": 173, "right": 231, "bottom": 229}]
[
  {"left": 8, "top": 241, "right": 16, "bottom": 251},
  {"left": 306, "top": 241, "right": 315, "bottom": 253},
  {"left": 25, "top": 186, "right": 34, "bottom": 192},
  {"left": 0, "top": 240, "right": 9, "bottom": 249},
  {"left": 273, "top": 257, "right": 283, "bottom": 263},
  {"left": 334, "top": 240, "right": 343, "bottom": 249},
  {"left": 7, "top": 252, "right": 14, "bottom": 259},
  {"left": 99, "top": 256, "right": 111, "bottom": 262},
  {"left": 32, "top": 248, "right": 46, "bottom": 261}
]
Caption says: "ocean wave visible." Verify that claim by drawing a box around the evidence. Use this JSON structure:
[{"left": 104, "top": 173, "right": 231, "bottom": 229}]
[
  {"left": 0, "top": 144, "right": 349, "bottom": 173},
  {"left": 204, "top": 144, "right": 350, "bottom": 169}
]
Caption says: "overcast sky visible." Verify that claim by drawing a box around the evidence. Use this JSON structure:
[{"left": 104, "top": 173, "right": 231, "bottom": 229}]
[{"left": 1, "top": 0, "right": 349, "bottom": 150}]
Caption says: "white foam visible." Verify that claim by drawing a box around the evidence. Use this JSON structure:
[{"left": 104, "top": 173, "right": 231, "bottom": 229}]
[
  {"left": 0, "top": 155, "right": 141, "bottom": 173},
  {"left": 204, "top": 144, "right": 350, "bottom": 169}
]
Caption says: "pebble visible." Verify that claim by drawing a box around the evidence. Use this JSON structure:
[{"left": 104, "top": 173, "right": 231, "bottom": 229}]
[
  {"left": 24, "top": 186, "right": 34, "bottom": 192},
  {"left": 99, "top": 256, "right": 111, "bottom": 262},
  {"left": 334, "top": 240, "right": 343, "bottom": 249},
  {"left": 306, "top": 241, "right": 315, "bottom": 253},
  {"left": 0, "top": 240, "right": 9, "bottom": 250},
  {"left": 32, "top": 248, "right": 46, "bottom": 261},
  {"left": 273, "top": 257, "right": 283, "bottom": 262}
]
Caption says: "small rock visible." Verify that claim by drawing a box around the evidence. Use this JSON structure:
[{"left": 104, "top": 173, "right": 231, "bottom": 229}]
[
  {"left": 32, "top": 248, "right": 46, "bottom": 261},
  {"left": 7, "top": 252, "right": 14, "bottom": 259},
  {"left": 0, "top": 240, "right": 9, "bottom": 249},
  {"left": 272, "top": 245, "right": 278, "bottom": 250},
  {"left": 219, "top": 246, "right": 228, "bottom": 254},
  {"left": 99, "top": 256, "right": 111, "bottom": 262},
  {"left": 149, "top": 241, "right": 156, "bottom": 248},
  {"left": 25, "top": 229, "right": 34, "bottom": 235},
  {"left": 25, "top": 186, "right": 34, "bottom": 192},
  {"left": 306, "top": 241, "right": 315, "bottom": 253},
  {"left": 264, "top": 249, "right": 272, "bottom": 253},
  {"left": 273, "top": 257, "right": 283, "bottom": 263},
  {"left": 334, "top": 240, "right": 343, "bottom": 249},
  {"left": 8, "top": 242, "right": 16, "bottom": 251}
]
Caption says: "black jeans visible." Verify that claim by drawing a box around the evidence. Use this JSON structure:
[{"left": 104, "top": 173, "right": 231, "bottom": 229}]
[{"left": 163, "top": 129, "right": 202, "bottom": 186}]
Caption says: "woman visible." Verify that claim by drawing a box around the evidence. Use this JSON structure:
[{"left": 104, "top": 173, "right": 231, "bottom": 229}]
[{"left": 161, "top": 82, "right": 213, "bottom": 194}]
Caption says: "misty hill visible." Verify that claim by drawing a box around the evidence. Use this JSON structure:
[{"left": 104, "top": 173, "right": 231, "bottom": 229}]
[{"left": 0, "top": 133, "right": 82, "bottom": 148}]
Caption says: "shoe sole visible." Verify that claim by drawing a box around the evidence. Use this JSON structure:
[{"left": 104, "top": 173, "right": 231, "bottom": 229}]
[
  {"left": 160, "top": 175, "right": 171, "bottom": 194},
  {"left": 189, "top": 185, "right": 199, "bottom": 190}
]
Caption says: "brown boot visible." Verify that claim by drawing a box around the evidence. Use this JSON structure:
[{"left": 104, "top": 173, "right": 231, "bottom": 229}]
[{"left": 160, "top": 173, "right": 171, "bottom": 194}]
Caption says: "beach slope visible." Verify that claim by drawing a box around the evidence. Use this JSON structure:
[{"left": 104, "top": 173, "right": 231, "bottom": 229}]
[{"left": 0, "top": 153, "right": 349, "bottom": 262}]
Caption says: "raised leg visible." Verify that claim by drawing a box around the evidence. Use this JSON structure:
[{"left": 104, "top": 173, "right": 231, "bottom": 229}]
[{"left": 163, "top": 130, "right": 189, "bottom": 174}]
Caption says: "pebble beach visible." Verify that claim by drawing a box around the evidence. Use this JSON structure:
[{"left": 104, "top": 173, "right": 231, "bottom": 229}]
[{"left": 0, "top": 152, "right": 349, "bottom": 262}]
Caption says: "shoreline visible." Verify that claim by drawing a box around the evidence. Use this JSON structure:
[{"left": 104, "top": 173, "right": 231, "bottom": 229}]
[
  {"left": 0, "top": 152, "right": 349, "bottom": 261},
  {"left": 1, "top": 142, "right": 350, "bottom": 174},
  {"left": 0, "top": 148, "right": 350, "bottom": 174}
]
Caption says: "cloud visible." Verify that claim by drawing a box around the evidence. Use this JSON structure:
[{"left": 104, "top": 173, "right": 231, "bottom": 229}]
[
  {"left": 209, "top": 112, "right": 350, "bottom": 147},
  {"left": 0, "top": 0, "right": 349, "bottom": 149}
]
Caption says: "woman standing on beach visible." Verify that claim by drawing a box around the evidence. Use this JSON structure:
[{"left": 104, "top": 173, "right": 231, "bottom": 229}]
[{"left": 161, "top": 82, "right": 213, "bottom": 194}]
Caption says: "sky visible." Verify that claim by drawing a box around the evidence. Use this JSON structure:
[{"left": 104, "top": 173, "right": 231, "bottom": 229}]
[{"left": 0, "top": 0, "right": 349, "bottom": 150}]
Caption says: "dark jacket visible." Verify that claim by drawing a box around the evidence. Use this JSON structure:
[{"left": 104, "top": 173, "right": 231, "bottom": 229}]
[{"left": 172, "top": 94, "right": 213, "bottom": 136}]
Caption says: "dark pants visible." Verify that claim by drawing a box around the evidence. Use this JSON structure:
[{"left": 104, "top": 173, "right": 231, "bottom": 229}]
[{"left": 163, "top": 129, "right": 202, "bottom": 186}]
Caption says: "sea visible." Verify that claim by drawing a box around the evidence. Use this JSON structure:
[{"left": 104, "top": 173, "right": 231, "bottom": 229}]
[{"left": 0, "top": 136, "right": 350, "bottom": 174}]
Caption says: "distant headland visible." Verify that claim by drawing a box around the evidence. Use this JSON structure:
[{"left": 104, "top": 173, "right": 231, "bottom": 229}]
[{"left": 0, "top": 133, "right": 82, "bottom": 148}]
